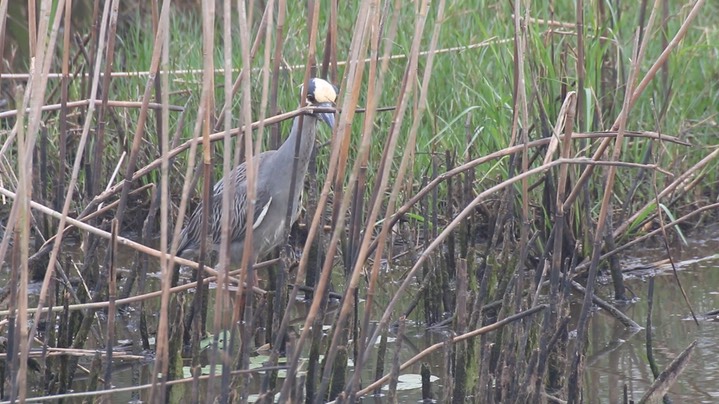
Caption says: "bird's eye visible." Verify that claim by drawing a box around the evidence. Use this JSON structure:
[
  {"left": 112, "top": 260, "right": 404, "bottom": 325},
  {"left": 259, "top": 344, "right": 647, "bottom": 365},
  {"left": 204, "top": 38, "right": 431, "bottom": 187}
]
[{"left": 307, "top": 94, "right": 317, "bottom": 104}]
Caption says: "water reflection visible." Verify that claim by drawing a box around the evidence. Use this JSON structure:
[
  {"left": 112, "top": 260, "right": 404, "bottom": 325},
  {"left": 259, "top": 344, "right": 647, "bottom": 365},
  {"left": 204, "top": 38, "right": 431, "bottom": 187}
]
[{"left": 586, "top": 225, "right": 719, "bottom": 403}]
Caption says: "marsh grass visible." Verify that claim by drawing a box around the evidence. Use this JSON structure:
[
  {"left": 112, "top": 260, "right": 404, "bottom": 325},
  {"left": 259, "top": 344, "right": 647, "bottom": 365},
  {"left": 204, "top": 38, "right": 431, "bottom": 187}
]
[{"left": 0, "top": 0, "right": 718, "bottom": 402}]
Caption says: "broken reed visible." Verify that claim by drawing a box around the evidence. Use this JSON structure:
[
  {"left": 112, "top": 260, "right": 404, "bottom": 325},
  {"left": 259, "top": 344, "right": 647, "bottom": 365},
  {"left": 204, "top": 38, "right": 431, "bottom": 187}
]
[{"left": 0, "top": 0, "right": 717, "bottom": 403}]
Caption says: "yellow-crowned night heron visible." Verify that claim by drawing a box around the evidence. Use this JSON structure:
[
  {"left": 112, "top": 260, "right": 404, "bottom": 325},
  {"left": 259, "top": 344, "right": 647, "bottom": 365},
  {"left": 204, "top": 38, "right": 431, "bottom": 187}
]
[{"left": 176, "top": 77, "right": 337, "bottom": 266}]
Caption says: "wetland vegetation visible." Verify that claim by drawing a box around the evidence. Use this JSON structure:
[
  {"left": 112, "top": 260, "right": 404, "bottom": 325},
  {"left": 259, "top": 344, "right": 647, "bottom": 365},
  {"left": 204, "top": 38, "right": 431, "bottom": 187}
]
[{"left": 0, "top": 0, "right": 718, "bottom": 402}]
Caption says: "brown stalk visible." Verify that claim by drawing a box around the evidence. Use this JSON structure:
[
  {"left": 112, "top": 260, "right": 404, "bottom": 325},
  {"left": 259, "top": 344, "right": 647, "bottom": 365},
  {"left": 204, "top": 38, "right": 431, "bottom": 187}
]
[
  {"left": 103, "top": 219, "right": 118, "bottom": 395},
  {"left": 90, "top": 0, "right": 120, "bottom": 200},
  {"left": 186, "top": 0, "right": 218, "bottom": 400},
  {"left": 313, "top": 0, "right": 381, "bottom": 397},
  {"left": 567, "top": 29, "right": 642, "bottom": 403},
  {"left": 576, "top": 0, "right": 585, "bottom": 132},
  {"left": 277, "top": 1, "right": 373, "bottom": 400},
  {"left": 157, "top": 0, "right": 173, "bottom": 399},
  {"left": 56, "top": 0, "right": 71, "bottom": 214},
  {"left": 212, "top": 0, "right": 271, "bottom": 133},
  {"left": 14, "top": 83, "right": 30, "bottom": 402},
  {"left": 237, "top": 0, "right": 275, "bottom": 399},
  {"left": 14, "top": 0, "right": 71, "bottom": 364},
  {"left": 214, "top": 0, "right": 236, "bottom": 399},
  {"left": 352, "top": 0, "right": 402, "bottom": 389},
  {"left": 27, "top": 0, "right": 37, "bottom": 57},
  {"left": 563, "top": 0, "right": 705, "bottom": 210},
  {"left": 352, "top": 0, "right": 441, "bottom": 392},
  {"left": 319, "top": 0, "right": 394, "bottom": 395},
  {"left": 267, "top": 0, "right": 286, "bottom": 148},
  {"left": 0, "top": 0, "right": 9, "bottom": 85},
  {"left": 511, "top": 2, "right": 531, "bottom": 381},
  {"left": 549, "top": 91, "right": 575, "bottom": 307}
]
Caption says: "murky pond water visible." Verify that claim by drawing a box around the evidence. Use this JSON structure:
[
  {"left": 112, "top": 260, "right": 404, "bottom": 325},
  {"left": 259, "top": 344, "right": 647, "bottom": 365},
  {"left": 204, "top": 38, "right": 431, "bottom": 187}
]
[
  {"left": 4, "top": 223, "right": 719, "bottom": 402},
  {"left": 584, "top": 224, "right": 719, "bottom": 403}
]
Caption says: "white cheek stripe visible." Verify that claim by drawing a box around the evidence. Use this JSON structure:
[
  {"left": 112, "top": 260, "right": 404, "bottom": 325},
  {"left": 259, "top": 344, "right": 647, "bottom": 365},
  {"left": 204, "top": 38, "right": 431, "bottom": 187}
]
[{"left": 253, "top": 197, "right": 273, "bottom": 230}]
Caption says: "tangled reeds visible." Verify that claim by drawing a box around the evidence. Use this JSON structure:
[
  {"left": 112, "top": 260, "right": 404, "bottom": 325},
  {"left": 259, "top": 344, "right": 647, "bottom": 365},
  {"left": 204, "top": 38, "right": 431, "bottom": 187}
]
[{"left": 0, "top": 0, "right": 717, "bottom": 403}]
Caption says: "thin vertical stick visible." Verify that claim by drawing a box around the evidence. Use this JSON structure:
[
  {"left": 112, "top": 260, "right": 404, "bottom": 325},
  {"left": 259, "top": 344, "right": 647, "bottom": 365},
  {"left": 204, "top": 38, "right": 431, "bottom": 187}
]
[
  {"left": 19, "top": 0, "right": 70, "bottom": 352},
  {"left": 576, "top": 0, "right": 585, "bottom": 132},
  {"left": 567, "top": 31, "right": 641, "bottom": 403},
  {"left": 0, "top": 0, "right": 8, "bottom": 82},
  {"left": 103, "top": 219, "right": 119, "bottom": 398},
  {"left": 143, "top": 0, "right": 172, "bottom": 401},
  {"left": 57, "top": 0, "right": 72, "bottom": 212},
  {"left": 267, "top": 0, "right": 286, "bottom": 149},
  {"left": 14, "top": 85, "right": 30, "bottom": 403},
  {"left": 278, "top": 0, "right": 373, "bottom": 399},
  {"left": 230, "top": 0, "right": 258, "bottom": 400},
  {"left": 27, "top": 0, "right": 37, "bottom": 57},
  {"left": 358, "top": 0, "right": 440, "bottom": 372},
  {"left": 218, "top": 0, "right": 234, "bottom": 400}
]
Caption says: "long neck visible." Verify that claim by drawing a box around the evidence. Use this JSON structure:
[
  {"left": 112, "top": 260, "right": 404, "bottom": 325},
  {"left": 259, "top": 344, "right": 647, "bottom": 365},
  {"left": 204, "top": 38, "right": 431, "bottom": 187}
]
[{"left": 275, "top": 114, "right": 319, "bottom": 188}]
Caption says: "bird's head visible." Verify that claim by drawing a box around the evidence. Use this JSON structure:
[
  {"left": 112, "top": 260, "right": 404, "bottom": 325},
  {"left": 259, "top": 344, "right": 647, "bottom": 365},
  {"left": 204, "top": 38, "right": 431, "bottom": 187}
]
[{"left": 302, "top": 77, "right": 337, "bottom": 128}]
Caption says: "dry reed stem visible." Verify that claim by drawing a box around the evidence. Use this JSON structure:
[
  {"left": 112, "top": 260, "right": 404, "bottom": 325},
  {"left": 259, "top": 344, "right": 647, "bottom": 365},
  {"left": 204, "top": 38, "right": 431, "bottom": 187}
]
[
  {"left": 567, "top": 27, "right": 643, "bottom": 402},
  {"left": 214, "top": 0, "right": 236, "bottom": 399},
  {"left": 0, "top": 99, "right": 184, "bottom": 118},
  {"left": 0, "top": 347, "right": 145, "bottom": 359},
  {"left": 15, "top": 0, "right": 73, "bottom": 380},
  {"left": 352, "top": 0, "right": 403, "bottom": 392},
  {"left": 278, "top": 0, "right": 373, "bottom": 400},
  {"left": 319, "top": 0, "right": 392, "bottom": 395},
  {"left": 0, "top": 0, "right": 8, "bottom": 77},
  {"left": 104, "top": 219, "right": 119, "bottom": 392},
  {"left": 15, "top": 81, "right": 29, "bottom": 403},
  {"left": 318, "top": 0, "right": 385, "bottom": 396},
  {"left": 352, "top": 0, "right": 443, "bottom": 393}
]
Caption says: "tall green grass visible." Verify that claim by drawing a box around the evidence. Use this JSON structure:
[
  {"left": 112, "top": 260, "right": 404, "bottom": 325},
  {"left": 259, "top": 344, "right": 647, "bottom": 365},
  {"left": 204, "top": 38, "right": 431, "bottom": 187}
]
[{"left": 37, "top": 0, "right": 715, "bottom": 220}]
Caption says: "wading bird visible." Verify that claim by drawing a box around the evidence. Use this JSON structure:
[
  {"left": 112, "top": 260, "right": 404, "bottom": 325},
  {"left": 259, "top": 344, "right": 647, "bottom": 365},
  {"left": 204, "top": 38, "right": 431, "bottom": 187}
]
[{"left": 176, "top": 77, "right": 338, "bottom": 267}]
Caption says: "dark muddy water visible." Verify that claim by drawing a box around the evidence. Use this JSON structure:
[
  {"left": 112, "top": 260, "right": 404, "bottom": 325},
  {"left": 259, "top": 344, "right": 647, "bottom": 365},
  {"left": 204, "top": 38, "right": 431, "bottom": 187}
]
[{"left": 583, "top": 224, "right": 719, "bottom": 403}]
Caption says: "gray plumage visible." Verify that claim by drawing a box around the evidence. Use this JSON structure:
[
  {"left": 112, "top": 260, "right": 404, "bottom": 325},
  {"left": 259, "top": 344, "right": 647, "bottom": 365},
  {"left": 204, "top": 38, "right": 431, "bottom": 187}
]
[{"left": 176, "top": 78, "right": 337, "bottom": 266}]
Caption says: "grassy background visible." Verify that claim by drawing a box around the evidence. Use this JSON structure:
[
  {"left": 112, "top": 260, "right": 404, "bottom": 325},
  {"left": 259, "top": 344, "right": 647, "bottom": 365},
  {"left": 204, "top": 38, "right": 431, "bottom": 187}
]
[{"left": 46, "top": 0, "right": 716, "bottom": 220}]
